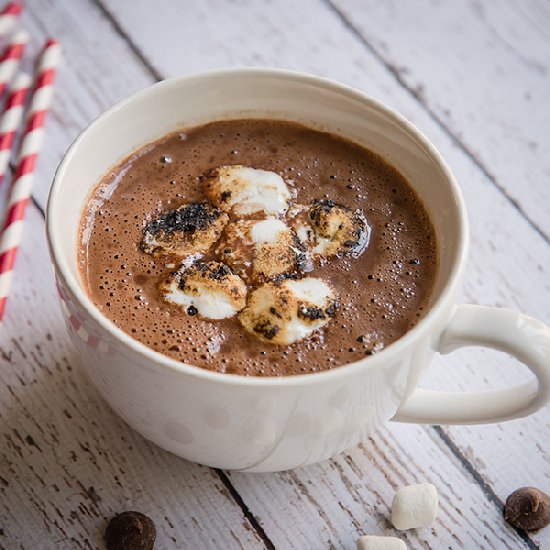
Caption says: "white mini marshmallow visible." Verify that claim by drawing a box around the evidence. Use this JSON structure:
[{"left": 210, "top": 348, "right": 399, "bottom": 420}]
[
  {"left": 356, "top": 535, "right": 407, "bottom": 550},
  {"left": 391, "top": 483, "right": 438, "bottom": 530},
  {"left": 204, "top": 165, "right": 291, "bottom": 215}
]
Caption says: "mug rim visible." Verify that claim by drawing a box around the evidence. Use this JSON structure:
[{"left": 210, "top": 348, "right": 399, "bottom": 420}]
[{"left": 46, "top": 67, "right": 469, "bottom": 387}]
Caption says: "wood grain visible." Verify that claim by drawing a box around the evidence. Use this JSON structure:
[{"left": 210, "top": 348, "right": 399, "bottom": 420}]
[
  {"left": 15, "top": 0, "right": 156, "bottom": 210},
  {"left": 329, "top": 0, "right": 550, "bottom": 240},
  {"left": 99, "top": 0, "right": 550, "bottom": 547},
  {"left": 0, "top": 206, "right": 265, "bottom": 549},
  {"left": 229, "top": 423, "right": 528, "bottom": 549},
  {"left": 0, "top": 0, "right": 548, "bottom": 548}
]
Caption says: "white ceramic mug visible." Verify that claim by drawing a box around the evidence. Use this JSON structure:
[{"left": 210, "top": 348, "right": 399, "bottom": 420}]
[{"left": 46, "top": 69, "right": 550, "bottom": 472}]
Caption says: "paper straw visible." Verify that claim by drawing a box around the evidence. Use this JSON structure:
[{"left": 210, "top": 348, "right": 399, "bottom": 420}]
[
  {"left": 0, "top": 29, "right": 29, "bottom": 98},
  {"left": 0, "top": 72, "right": 31, "bottom": 185},
  {"left": 0, "top": 39, "right": 61, "bottom": 320},
  {"left": 0, "top": 2, "right": 22, "bottom": 39}
]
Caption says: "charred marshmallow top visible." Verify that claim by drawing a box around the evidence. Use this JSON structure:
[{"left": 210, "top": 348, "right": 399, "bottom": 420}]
[
  {"left": 239, "top": 277, "right": 338, "bottom": 345},
  {"left": 307, "top": 199, "right": 370, "bottom": 258},
  {"left": 202, "top": 165, "right": 291, "bottom": 215},
  {"left": 141, "top": 165, "right": 370, "bottom": 340},
  {"left": 159, "top": 260, "right": 247, "bottom": 320},
  {"left": 217, "top": 217, "right": 310, "bottom": 283},
  {"left": 141, "top": 202, "right": 228, "bottom": 257}
]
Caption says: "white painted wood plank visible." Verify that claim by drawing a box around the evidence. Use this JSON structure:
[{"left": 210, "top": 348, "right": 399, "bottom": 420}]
[
  {"left": 0, "top": 4, "right": 267, "bottom": 547},
  {"left": 0, "top": 206, "right": 265, "bottom": 549},
  {"left": 229, "top": 423, "right": 526, "bottom": 549},
  {"left": 12, "top": 0, "right": 157, "bottom": 210},
  {"left": 0, "top": 0, "right": 546, "bottom": 548},
  {"left": 95, "top": 4, "right": 550, "bottom": 314},
  {"left": 331, "top": 0, "right": 550, "bottom": 239},
  {"left": 100, "top": 1, "right": 550, "bottom": 547}
]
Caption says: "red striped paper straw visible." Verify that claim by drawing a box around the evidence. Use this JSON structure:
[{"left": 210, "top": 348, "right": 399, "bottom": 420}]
[
  {"left": 0, "top": 72, "right": 31, "bottom": 185},
  {"left": 0, "top": 29, "right": 29, "bottom": 98},
  {"left": 0, "top": 2, "right": 22, "bottom": 39},
  {"left": 0, "top": 39, "right": 62, "bottom": 320}
]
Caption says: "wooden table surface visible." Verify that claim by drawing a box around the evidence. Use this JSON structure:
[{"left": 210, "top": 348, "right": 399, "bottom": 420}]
[{"left": 1, "top": 1, "right": 549, "bottom": 548}]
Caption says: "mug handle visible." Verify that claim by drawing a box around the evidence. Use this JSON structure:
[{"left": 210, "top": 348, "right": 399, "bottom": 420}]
[{"left": 393, "top": 305, "right": 550, "bottom": 424}]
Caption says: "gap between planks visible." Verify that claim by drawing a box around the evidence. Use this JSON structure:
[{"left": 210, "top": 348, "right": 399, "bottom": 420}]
[
  {"left": 432, "top": 426, "right": 538, "bottom": 550},
  {"left": 323, "top": 0, "right": 549, "bottom": 246},
  {"left": 28, "top": 4, "right": 277, "bottom": 546},
  {"left": 91, "top": 0, "right": 163, "bottom": 82},
  {"left": 215, "top": 470, "right": 276, "bottom": 550}
]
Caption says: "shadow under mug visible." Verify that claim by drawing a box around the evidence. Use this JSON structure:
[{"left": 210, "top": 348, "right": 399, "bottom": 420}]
[{"left": 46, "top": 69, "right": 550, "bottom": 472}]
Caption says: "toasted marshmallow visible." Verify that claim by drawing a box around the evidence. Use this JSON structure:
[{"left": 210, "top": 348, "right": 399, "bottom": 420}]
[
  {"left": 218, "top": 218, "right": 310, "bottom": 282},
  {"left": 159, "top": 260, "right": 246, "bottom": 319},
  {"left": 239, "top": 277, "right": 338, "bottom": 344},
  {"left": 308, "top": 199, "right": 370, "bottom": 257},
  {"left": 141, "top": 202, "right": 228, "bottom": 257},
  {"left": 202, "top": 165, "right": 291, "bottom": 215}
]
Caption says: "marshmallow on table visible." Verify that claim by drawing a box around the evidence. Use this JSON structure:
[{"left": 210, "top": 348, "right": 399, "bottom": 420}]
[
  {"left": 202, "top": 165, "right": 291, "bottom": 216},
  {"left": 391, "top": 483, "right": 438, "bottom": 530},
  {"left": 356, "top": 535, "right": 407, "bottom": 550}
]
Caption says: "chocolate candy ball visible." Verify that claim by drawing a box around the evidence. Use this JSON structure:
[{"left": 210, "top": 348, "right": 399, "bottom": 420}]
[
  {"left": 504, "top": 487, "right": 550, "bottom": 532},
  {"left": 105, "top": 511, "right": 156, "bottom": 550}
]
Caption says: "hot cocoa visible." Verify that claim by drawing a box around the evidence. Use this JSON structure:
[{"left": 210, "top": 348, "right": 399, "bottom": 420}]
[{"left": 78, "top": 119, "right": 438, "bottom": 376}]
